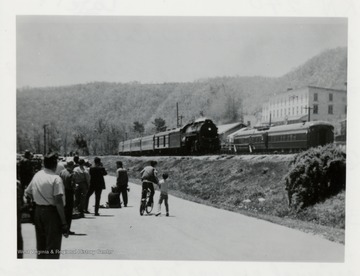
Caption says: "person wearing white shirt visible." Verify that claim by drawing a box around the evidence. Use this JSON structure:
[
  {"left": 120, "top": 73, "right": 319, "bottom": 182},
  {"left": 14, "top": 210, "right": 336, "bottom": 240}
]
[
  {"left": 155, "top": 173, "right": 170, "bottom": 217},
  {"left": 25, "top": 153, "right": 68, "bottom": 259}
]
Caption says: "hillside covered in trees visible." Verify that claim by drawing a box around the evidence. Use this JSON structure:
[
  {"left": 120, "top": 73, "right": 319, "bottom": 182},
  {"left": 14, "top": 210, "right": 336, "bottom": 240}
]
[{"left": 16, "top": 47, "right": 347, "bottom": 155}]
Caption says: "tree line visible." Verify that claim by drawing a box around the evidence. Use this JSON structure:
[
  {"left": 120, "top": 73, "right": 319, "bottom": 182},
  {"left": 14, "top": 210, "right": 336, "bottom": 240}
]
[{"left": 16, "top": 47, "right": 347, "bottom": 155}]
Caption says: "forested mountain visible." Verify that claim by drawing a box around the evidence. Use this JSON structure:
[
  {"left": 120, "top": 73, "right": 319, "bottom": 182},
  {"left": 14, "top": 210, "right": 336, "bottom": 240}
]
[{"left": 17, "top": 47, "right": 347, "bottom": 155}]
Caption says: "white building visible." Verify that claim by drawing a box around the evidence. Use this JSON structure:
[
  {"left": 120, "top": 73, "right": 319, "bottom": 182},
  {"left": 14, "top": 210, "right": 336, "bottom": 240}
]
[{"left": 261, "top": 86, "right": 347, "bottom": 133}]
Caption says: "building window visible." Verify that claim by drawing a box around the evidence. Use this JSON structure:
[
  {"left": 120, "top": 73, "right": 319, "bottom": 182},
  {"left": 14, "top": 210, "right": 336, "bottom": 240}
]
[
  {"left": 313, "top": 104, "right": 318, "bottom": 114},
  {"left": 329, "top": 93, "right": 333, "bottom": 101},
  {"left": 328, "top": 105, "right": 333, "bottom": 114},
  {"left": 314, "top": 93, "right": 318, "bottom": 101},
  {"left": 345, "top": 105, "right": 347, "bottom": 114}
]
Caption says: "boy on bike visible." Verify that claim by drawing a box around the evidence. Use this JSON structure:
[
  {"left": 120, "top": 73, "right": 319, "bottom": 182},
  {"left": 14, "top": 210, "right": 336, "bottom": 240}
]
[
  {"left": 140, "top": 161, "right": 159, "bottom": 206},
  {"left": 155, "top": 173, "right": 169, "bottom": 217}
]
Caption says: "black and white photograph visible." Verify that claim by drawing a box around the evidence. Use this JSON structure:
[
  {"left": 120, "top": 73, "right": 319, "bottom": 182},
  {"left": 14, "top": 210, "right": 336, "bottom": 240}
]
[{"left": 1, "top": 0, "right": 360, "bottom": 276}]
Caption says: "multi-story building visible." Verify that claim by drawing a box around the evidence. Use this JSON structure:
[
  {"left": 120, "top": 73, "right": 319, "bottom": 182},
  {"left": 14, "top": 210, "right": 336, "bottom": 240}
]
[{"left": 261, "top": 86, "right": 347, "bottom": 134}]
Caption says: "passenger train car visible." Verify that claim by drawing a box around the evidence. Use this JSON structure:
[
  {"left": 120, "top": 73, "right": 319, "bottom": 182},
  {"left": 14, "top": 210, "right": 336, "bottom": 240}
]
[
  {"left": 227, "top": 121, "right": 334, "bottom": 153},
  {"left": 118, "top": 118, "right": 220, "bottom": 156}
]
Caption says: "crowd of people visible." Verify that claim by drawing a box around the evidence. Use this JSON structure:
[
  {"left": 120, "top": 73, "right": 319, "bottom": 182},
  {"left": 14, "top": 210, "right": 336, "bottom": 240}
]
[{"left": 16, "top": 150, "right": 170, "bottom": 259}]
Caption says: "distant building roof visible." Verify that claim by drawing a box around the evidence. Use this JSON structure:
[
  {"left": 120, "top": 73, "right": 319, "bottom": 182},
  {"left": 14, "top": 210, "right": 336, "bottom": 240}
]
[
  {"left": 275, "top": 85, "right": 346, "bottom": 96},
  {"left": 227, "top": 127, "right": 253, "bottom": 139},
  {"left": 217, "top": 122, "right": 245, "bottom": 134},
  {"left": 307, "top": 85, "right": 347, "bottom": 92}
]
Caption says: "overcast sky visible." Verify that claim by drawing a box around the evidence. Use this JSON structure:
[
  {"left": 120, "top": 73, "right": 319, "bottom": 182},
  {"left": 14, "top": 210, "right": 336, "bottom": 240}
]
[{"left": 16, "top": 16, "right": 347, "bottom": 88}]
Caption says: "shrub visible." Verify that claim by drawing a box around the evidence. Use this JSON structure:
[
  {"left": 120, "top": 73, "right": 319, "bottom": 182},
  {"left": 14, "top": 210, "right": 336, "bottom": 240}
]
[{"left": 285, "top": 144, "right": 346, "bottom": 210}]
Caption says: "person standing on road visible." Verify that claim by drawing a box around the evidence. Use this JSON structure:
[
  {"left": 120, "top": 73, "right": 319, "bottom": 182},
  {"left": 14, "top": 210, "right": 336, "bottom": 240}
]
[
  {"left": 59, "top": 161, "right": 76, "bottom": 235},
  {"left": 116, "top": 161, "right": 129, "bottom": 207},
  {"left": 156, "top": 173, "right": 170, "bottom": 217},
  {"left": 55, "top": 156, "right": 66, "bottom": 175},
  {"left": 24, "top": 153, "right": 68, "bottom": 259},
  {"left": 18, "top": 150, "right": 35, "bottom": 190},
  {"left": 140, "top": 161, "right": 159, "bottom": 206},
  {"left": 17, "top": 180, "right": 24, "bottom": 258},
  {"left": 73, "top": 158, "right": 90, "bottom": 217},
  {"left": 73, "top": 155, "right": 80, "bottom": 167},
  {"left": 86, "top": 157, "right": 107, "bottom": 216}
]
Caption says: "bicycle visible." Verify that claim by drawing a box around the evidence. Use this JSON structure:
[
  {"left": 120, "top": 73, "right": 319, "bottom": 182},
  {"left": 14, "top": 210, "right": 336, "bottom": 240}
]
[{"left": 140, "top": 187, "right": 153, "bottom": 216}]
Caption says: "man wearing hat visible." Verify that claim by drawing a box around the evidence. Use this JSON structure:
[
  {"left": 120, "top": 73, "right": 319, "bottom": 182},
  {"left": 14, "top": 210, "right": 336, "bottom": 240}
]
[{"left": 59, "top": 161, "right": 76, "bottom": 235}]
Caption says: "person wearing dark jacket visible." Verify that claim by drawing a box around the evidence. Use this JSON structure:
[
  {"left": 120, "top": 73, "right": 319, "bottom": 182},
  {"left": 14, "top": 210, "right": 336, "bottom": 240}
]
[
  {"left": 140, "top": 160, "right": 159, "bottom": 206},
  {"left": 17, "top": 180, "right": 24, "bottom": 258},
  {"left": 86, "top": 157, "right": 107, "bottom": 216},
  {"left": 18, "top": 150, "right": 35, "bottom": 190},
  {"left": 116, "top": 161, "right": 129, "bottom": 207}
]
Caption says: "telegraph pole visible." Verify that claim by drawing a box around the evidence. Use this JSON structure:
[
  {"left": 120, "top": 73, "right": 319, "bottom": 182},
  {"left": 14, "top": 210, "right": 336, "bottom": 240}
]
[
  {"left": 269, "top": 113, "right": 272, "bottom": 126},
  {"left": 176, "top": 102, "right": 183, "bottom": 127},
  {"left": 43, "top": 124, "right": 48, "bottom": 154},
  {"left": 176, "top": 102, "right": 179, "bottom": 127},
  {"left": 303, "top": 106, "right": 313, "bottom": 122}
]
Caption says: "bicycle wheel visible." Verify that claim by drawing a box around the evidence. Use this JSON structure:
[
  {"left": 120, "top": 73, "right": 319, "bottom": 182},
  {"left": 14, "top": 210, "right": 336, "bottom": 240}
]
[
  {"left": 145, "top": 202, "right": 153, "bottom": 214},
  {"left": 145, "top": 189, "right": 153, "bottom": 214},
  {"left": 140, "top": 200, "right": 145, "bottom": 216}
]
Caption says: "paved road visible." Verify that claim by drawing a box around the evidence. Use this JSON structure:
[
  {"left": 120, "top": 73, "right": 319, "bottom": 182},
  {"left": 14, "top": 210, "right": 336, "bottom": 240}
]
[{"left": 21, "top": 175, "right": 344, "bottom": 261}]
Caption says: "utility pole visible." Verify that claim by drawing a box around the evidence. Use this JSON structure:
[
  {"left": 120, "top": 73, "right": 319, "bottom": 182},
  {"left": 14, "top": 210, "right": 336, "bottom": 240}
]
[
  {"left": 43, "top": 124, "right": 48, "bottom": 154},
  {"left": 176, "top": 102, "right": 179, "bottom": 127},
  {"left": 269, "top": 113, "right": 272, "bottom": 126},
  {"left": 176, "top": 102, "right": 183, "bottom": 128},
  {"left": 303, "top": 106, "right": 313, "bottom": 122}
]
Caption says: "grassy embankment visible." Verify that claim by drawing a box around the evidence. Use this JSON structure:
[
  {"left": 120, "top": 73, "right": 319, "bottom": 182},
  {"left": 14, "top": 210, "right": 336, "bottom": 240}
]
[{"left": 98, "top": 155, "right": 345, "bottom": 244}]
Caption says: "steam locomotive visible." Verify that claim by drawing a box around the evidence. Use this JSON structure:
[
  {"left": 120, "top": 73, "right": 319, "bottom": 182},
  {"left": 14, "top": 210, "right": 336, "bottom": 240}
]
[
  {"left": 118, "top": 118, "right": 220, "bottom": 156},
  {"left": 227, "top": 121, "right": 334, "bottom": 153}
]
